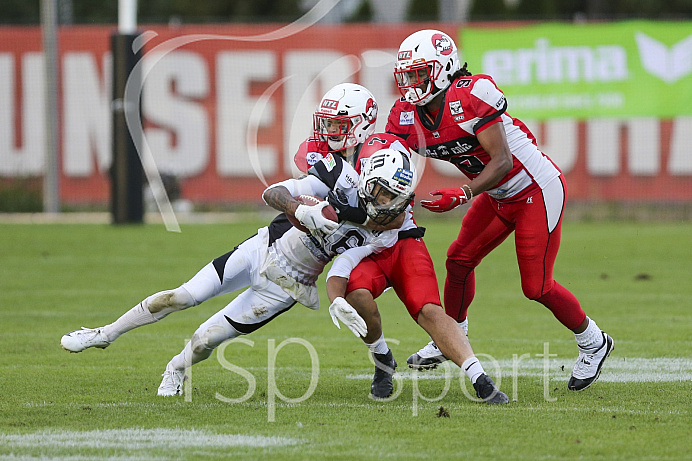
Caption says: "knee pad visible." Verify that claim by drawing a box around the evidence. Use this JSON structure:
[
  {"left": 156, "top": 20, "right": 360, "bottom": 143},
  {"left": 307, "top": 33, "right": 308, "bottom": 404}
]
[
  {"left": 146, "top": 287, "right": 196, "bottom": 320},
  {"left": 194, "top": 324, "right": 232, "bottom": 353}
]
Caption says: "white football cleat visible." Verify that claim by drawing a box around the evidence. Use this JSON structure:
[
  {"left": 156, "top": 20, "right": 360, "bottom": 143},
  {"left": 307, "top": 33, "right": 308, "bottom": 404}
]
[
  {"left": 568, "top": 331, "right": 614, "bottom": 391},
  {"left": 406, "top": 340, "right": 449, "bottom": 370},
  {"left": 61, "top": 327, "right": 110, "bottom": 353},
  {"left": 157, "top": 369, "right": 185, "bottom": 396}
]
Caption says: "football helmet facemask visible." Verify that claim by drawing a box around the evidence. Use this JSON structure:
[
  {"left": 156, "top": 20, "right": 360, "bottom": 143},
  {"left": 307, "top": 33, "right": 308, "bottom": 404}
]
[{"left": 358, "top": 148, "right": 416, "bottom": 225}]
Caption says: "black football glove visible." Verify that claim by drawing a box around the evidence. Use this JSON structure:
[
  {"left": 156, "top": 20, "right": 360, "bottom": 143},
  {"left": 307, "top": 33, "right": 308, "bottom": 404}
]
[{"left": 327, "top": 189, "right": 368, "bottom": 225}]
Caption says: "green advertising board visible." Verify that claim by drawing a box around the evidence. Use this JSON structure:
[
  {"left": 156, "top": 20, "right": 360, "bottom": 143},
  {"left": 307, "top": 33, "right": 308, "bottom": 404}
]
[{"left": 460, "top": 21, "right": 692, "bottom": 119}]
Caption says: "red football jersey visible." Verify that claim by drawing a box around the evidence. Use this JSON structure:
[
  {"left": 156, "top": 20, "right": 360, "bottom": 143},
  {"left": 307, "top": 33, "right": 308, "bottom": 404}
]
[
  {"left": 293, "top": 137, "right": 331, "bottom": 174},
  {"left": 386, "top": 74, "right": 561, "bottom": 202},
  {"left": 293, "top": 133, "right": 409, "bottom": 175}
]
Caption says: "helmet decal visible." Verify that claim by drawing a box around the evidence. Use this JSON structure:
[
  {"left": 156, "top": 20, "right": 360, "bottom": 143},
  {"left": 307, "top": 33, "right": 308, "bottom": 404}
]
[
  {"left": 398, "top": 50, "right": 412, "bottom": 61},
  {"left": 392, "top": 167, "right": 413, "bottom": 189},
  {"left": 321, "top": 99, "right": 339, "bottom": 110},
  {"left": 364, "top": 98, "right": 377, "bottom": 123},
  {"left": 432, "top": 33, "right": 453, "bottom": 56}
]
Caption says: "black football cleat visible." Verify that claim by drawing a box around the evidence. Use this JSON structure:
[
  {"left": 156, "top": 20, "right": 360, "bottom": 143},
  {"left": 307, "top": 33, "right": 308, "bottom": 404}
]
[
  {"left": 371, "top": 350, "right": 397, "bottom": 399},
  {"left": 473, "top": 374, "right": 509, "bottom": 404}
]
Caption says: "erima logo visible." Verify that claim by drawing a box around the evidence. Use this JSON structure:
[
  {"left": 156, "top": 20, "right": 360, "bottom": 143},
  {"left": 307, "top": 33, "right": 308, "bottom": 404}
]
[
  {"left": 483, "top": 38, "right": 629, "bottom": 85},
  {"left": 483, "top": 33, "right": 692, "bottom": 86},
  {"left": 635, "top": 32, "right": 692, "bottom": 83}
]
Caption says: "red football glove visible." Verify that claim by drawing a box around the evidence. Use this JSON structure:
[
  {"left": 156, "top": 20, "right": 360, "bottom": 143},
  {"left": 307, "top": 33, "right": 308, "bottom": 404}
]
[{"left": 420, "top": 188, "right": 469, "bottom": 213}]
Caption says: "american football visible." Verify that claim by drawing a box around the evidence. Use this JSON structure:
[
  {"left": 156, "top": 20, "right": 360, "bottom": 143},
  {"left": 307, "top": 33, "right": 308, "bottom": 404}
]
[{"left": 287, "top": 194, "right": 338, "bottom": 233}]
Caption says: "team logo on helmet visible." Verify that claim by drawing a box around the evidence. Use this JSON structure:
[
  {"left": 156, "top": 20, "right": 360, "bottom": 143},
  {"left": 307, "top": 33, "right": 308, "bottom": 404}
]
[
  {"left": 364, "top": 98, "right": 377, "bottom": 123},
  {"left": 321, "top": 99, "right": 338, "bottom": 110},
  {"left": 431, "top": 33, "right": 453, "bottom": 56},
  {"left": 398, "top": 50, "right": 412, "bottom": 61}
]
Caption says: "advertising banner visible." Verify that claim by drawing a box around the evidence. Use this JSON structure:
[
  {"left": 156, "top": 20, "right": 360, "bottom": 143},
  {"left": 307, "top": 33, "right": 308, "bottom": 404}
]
[
  {"left": 461, "top": 21, "right": 692, "bottom": 119},
  {"left": 0, "top": 22, "right": 691, "bottom": 207}
]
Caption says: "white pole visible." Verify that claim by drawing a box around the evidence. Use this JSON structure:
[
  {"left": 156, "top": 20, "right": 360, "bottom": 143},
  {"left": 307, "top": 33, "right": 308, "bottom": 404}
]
[
  {"left": 41, "top": 0, "right": 60, "bottom": 214},
  {"left": 118, "top": 0, "right": 138, "bottom": 35}
]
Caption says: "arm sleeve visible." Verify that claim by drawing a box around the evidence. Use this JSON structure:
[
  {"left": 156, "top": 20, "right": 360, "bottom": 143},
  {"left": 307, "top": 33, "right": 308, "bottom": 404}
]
[
  {"left": 262, "top": 174, "right": 331, "bottom": 203},
  {"left": 326, "top": 245, "right": 375, "bottom": 280}
]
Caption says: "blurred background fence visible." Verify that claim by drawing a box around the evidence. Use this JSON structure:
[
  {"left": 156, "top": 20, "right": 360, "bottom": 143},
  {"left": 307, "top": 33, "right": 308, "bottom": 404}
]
[{"left": 1, "top": 0, "right": 691, "bottom": 218}]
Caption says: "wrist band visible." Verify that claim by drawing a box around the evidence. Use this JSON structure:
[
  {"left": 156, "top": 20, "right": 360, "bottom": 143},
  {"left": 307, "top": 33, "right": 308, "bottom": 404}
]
[{"left": 462, "top": 184, "right": 474, "bottom": 200}]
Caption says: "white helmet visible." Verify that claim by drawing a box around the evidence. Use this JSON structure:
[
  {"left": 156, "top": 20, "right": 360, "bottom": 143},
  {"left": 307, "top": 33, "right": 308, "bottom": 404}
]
[
  {"left": 313, "top": 83, "right": 378, "bottom": 152},
  {"left": 358, "top": 149, "right": 416, "bottom": 225},
  {"left": 394, "top": 29, "right": 460, "bottom": 106}
]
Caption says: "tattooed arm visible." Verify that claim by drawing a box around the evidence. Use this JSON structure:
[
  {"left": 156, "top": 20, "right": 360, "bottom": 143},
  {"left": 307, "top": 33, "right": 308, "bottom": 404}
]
[
  {"left": 262, "top": 185, "right": 300, "bottom": 217},
  {"left": 263, "top": 179, "right": 337, "bottom": 235}
]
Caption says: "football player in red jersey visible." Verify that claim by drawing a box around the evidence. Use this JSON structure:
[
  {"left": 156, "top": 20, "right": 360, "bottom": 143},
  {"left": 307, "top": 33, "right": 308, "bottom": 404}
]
[
  {"left": 388, "top": 29, "right": 613, "bottom": 391},
  {"left": 297, "top": 126, "right": 508, "bottom": 402}
]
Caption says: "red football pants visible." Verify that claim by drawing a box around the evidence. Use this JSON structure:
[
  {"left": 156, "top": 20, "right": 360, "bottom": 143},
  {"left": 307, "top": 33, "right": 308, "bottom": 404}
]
[
  {"left": 346, "top": 237, "right": 441, "bottom": 321},
  {"left": 444, "top": 177, "right": 586, "bottom": 330}
]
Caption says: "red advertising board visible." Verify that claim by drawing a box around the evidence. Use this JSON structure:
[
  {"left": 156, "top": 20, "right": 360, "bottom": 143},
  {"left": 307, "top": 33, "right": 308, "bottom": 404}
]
[{"left": 1, "top": 24, "right": 690, "bottom": 206}]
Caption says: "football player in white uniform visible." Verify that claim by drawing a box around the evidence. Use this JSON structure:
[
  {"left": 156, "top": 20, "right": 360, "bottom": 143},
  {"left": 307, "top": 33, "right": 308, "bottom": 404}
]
[{"left": 61, "top": 144, "right": 411, "bottom": 397}]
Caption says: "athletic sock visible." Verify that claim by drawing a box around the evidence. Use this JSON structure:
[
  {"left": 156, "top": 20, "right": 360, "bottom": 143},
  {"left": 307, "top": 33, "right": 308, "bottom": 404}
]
[
  {"left": 459, "top": 318, "right": 468, "bottom": 336},
  {"left": 462, "top": 356, "right": 486, "bottom": 384},
  {"left": 574, "top": 317, "right": 604, "bottom": 351},
  {"left": 365, "top": 334, "right": 389, "bottom": 355},
  {"left": 102, "top": 288, "right": 195, "bottom": 342},
  {"left": 102, "top": 302, "right": 156, "bottom": 342}
]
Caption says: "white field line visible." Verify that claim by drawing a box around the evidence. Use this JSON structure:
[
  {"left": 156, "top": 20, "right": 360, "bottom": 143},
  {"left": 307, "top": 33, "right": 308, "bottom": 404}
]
[
  {"left": 0, "top": 456, "right": 164, "bottom": 461},
  {"left": 346, "top": 357, "right": 692, "bottom": 383},
  {"left": 0, "top": 428, "right": 299, "bottom": 451}
]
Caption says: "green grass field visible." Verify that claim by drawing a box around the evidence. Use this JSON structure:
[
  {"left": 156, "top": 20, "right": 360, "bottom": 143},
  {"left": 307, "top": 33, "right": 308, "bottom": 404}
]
[{"left": 1, "top": 216, "right": 691, "bottom": 460}]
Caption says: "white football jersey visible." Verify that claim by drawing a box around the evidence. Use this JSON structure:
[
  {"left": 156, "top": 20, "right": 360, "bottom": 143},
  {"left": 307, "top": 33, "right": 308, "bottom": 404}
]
[{"left": 261, "top": 152, "right": 399, "bottom": 308}]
